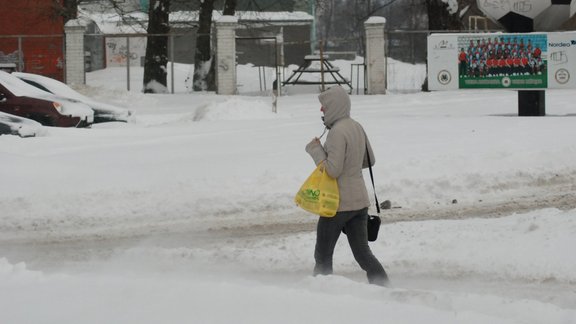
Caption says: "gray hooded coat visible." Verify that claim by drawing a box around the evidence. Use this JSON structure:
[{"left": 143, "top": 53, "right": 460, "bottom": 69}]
[{"left": 305, "top": 86, "right": 375, "bottom": 212}]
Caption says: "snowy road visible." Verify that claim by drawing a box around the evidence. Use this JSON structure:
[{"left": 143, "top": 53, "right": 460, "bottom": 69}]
[
  {"left": 1, "top": 184, "right": 575, "bottom": 321},
  {"left": 2, "top": 78, "right": 576, "bottom": 322},
  {"left": 2, "top": 169, "right": 576, "bottom": 324}
]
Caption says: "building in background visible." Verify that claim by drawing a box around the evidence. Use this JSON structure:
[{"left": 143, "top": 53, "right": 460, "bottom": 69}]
[
  {"left": 0, "top": 0, "right": 65, "bottom": 81},
  {"left": 80, "top": 8, "right": 312, "bottom": 71}
]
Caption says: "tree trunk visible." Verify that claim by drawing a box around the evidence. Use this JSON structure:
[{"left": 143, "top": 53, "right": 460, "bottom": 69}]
[
  {"left": 192, "top": 0, "right": 216, "bottom": 91},
  {"left": 423, "top": 0, "right": 461, "bottom": 91},
  {"left": 223, "top": 0, "right": 237, "bottom": 15},
  {"left": 143, "top": 0, "right": 170, "bottom": 93},
  {"left": 193, "top": 0, "right": 236, "bottom": 92},
  {"left": 425, "top": 0, "right": 461, "bottom": 31},
  {"left": 62, "top": 0, "right": 78, "bottom": 22}
]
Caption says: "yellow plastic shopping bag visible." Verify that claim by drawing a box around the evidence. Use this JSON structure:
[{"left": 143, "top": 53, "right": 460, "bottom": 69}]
[{"left": 295, "top": 163, "right": 340, "bottom": 217}]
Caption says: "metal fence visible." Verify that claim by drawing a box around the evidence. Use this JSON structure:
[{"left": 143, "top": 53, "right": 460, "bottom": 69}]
[
  {"left": 84, "top": 33, "right": 198, "bottom": 93},
  {"left": 0, "top": 30, "right": 433, "bottom": 94},
  {"left": 307, "top": 31, "right": 430, "bottom": 94},
  {"left": 386, "top": 30, "right": 429, "bottom": 65},
  {"left": 236, "top": 36, "right": 282, "bottom": 95},
  {"left": 0, "top": 35, "right": 65, "bottom": 81}
]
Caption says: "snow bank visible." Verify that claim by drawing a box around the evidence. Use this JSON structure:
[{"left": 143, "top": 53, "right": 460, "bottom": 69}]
[
  {"left": 1, "top": 59, "right": 576, "bottom": 324},
  {"left": 1, "top": 209, "right": 575, "bottom": 324},
  {"left": 193, "top": 97, "right": 285, "bottom": 121}
]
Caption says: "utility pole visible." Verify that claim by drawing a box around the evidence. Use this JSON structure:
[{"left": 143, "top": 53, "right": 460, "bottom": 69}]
[{"left": 309, "top": 0, "right": 316, "bottom": 54}]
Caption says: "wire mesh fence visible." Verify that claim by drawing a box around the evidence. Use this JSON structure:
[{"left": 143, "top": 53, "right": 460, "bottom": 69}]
[
  {"left": 0, "top": 35, "right": 65, "bottom": 81},
  {"left": 0, "top": 30, "right": 432, "bottom": 95},
  {"left": 236, "top": 36, "right": 282, "bottom": 95},
  {"left": 84, "top": 33, "right": 198, "bottom": 93}
]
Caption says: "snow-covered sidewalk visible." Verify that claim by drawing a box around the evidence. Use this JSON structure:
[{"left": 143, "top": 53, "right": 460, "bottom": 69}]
[{"left": 1, "top": 63, "right": 575, "bottom": 323}]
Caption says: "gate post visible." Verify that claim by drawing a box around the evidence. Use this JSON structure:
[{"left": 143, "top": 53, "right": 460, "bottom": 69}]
[
  {"left": 64, "top": 19, "right": 86, "bottom": 85},
  {"left": 214, "top": 16, "right": 238, "bottom": 95},
  {"left": 364, "top": 17, "right": 387, "bottom": 95}
]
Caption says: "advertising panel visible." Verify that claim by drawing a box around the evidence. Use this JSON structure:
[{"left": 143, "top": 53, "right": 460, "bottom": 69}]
[{"left": 428, "top": 32, "right": 576, "bottom": 90}]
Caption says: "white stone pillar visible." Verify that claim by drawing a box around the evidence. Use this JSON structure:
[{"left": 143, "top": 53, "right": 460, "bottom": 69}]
[
  {"left": 214, "top": 16, "right": 238, "bottom": 95},
  {"left": 64, "top": 19, "right": 86, "bottom": 86},
  {"left": 364, "top": 17, "right": 387, "bottom": 95}
]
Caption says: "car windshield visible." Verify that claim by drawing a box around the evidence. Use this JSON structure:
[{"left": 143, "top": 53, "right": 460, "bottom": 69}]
[
  {"left": 20, "top": 79, "right": 53, "bottom": 94},
  {"left": 0, "top": 71, "right": 53, "bottom": 97},
  {"left": 13, "top": 72, "right": 89, "bottom": 102}
]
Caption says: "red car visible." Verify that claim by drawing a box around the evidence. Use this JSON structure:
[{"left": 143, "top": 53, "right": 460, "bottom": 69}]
[{"left": 0, "top": 71, "right": 93, "bottom": 127}]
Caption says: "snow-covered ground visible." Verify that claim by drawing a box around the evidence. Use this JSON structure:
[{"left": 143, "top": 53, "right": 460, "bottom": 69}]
[{"left": 1, "top": 59, "right": 575, "bottom": 324}]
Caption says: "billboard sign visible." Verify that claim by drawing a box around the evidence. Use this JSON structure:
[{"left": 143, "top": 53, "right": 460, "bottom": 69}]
[
  {"left": 428, "top": 32, "right": 576, "bottom": 90},
  {"left": 477, "top": 0, "right": 553, "bottom": 20}
]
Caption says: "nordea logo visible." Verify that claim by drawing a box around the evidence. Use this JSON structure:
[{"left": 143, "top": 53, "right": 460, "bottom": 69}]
[{"left": 549, "top": 41, "right": 573, "bottom": 48}]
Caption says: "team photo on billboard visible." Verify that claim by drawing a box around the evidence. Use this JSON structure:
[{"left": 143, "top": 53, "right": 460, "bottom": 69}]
[
  {"left": 458, "top": 34, "right": 547, "bottom": 89},
  {"left": 428, "top": 32, "right": 576, "bottom": 90}
]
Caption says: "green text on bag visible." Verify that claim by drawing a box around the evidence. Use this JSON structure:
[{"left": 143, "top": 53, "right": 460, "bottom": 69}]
[{"left": 295, "top": 163, "right": 339, "bottom": 217}]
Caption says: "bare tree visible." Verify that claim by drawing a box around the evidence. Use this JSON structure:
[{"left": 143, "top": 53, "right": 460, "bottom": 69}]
[
  {"left": 425, "top": 0, "right": 463, "bottom": 31},
  {"left": 62, "top": 0, "right": 79, "bottom": 21},
  {"left": 192, "top": 0, "right": 236, "bottom": 92},
  {"left": 223, "top": 0, "right": 237, "bottom": 15},
  {"left": 315, "top": 0, "right": 373, "bottom": 54},
  {"left": 52, "top": 0, "right": 172, "bottom": 93},
  {"left": 317, "top": 0, "right": 335, "bottom": 47},
  {"left": 143, "top": 0, "right": 170, "bottom": 93},
  {"left": 192, "top": 0, "right": 216, "bottom": 91},
  {"left": 49, "top": 0, "right": 78, "bottom": 22}
]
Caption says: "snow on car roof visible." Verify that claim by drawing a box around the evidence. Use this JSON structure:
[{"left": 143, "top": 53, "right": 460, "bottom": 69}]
[
  {"left": 0, "top": 71, "right": 53, "bottom": 98},
  {"left": 0, "top": 111, "right": 43, "bottom": 137},
  {"left": 13, "top": 72, "right": 90, "bottom": 102}
]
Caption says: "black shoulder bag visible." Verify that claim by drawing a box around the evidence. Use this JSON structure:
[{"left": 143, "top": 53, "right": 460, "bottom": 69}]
[
  {"left": 343, "top": 143, "right": 382, "bottom": 242},
  {"left": 365, "top": 145, "right": 382, "bottom": 242}
]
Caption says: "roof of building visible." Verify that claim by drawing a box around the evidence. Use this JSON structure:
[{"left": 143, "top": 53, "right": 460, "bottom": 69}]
[{"left": 80, "top": 9, "right": 313, "bottom": 34}]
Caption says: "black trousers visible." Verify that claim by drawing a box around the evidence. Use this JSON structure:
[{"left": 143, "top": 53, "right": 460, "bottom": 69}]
[{"left": 314, "top": 208, "right": 389, "bottom": 286}]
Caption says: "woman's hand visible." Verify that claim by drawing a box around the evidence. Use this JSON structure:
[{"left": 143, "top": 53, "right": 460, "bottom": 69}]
[{"left": 308, "top": 137, "right": 321, "bottom": 146}]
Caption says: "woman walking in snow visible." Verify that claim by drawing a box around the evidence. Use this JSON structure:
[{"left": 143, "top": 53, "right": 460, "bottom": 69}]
[{"left": 305, "top": 85, "right": 389, "bottom": 286}]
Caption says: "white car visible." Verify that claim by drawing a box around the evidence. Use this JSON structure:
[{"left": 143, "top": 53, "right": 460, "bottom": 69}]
[
  {"left": 14, "top": 72, "right": 132, "bottom": 123},
  {"left": 0, "top": 111, "right": 43, "bottom": 137}
]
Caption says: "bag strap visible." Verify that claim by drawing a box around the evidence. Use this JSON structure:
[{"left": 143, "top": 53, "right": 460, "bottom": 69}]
[{"left": 365, "top": 141, "right": 380, "bottom": 215}]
